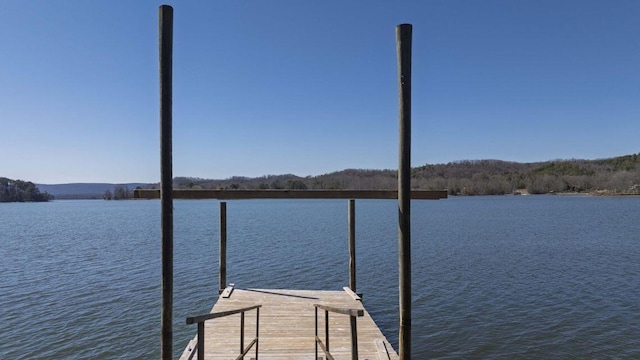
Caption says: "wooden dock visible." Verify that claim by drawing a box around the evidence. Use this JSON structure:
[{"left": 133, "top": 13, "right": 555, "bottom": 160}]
[
  {"left": 180, "top": 286, "right": 399, "bottom": 360},
  {"left": 154, "top": 10, "right": 430, "bottom": 358}
]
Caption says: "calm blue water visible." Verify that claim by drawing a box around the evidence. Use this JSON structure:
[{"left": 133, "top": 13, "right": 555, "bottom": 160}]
[{"left": 1, "top": 196, "right": 639, "bottom": 359}]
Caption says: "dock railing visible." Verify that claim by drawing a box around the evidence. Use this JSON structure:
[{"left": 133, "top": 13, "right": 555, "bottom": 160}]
[
  {"left": 314, "top": 304, "right": 365, "bottom": 360},
  {"left": 186, "top": 304, "right": 262, "bottom": 360}
]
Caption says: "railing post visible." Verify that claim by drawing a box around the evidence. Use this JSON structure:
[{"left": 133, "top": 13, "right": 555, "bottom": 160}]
[
  {"left": 315, "top": 307, "right": 319, "bottom": 360},
  {"left": 350, "top": 315, "right": 359, "bottom": 360},
  {"left": 325, "top": 310, "right": 330, "bottom": 352},
  {"left": 313, "top": 305, "right": 363, "bottom": 360},
  {"left": 256, "top": 307, "right": 260, "bottom": 360},
  {"left": 186, "top": 305, "right": 261, "bottom": 360},
  {"left": 397, "top": 23, "right": 413, "bottom": 360},
  {"left": 240, "top": 311, "right": 245, "bottom": 357},
  {"left": 348, "top": 199, "right": 356, "bottom": 292},
  {"left": 197, "top": 321, "right": 204, "bottom": 360},
  {"left": 219, "top": 201, "right": 227, "bottom": 293},
  {"left": 159, "top": 5, "right": 174, "bottom": 360}
]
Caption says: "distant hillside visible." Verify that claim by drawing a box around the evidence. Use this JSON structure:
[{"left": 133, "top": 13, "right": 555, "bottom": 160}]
[
  {"left": 36, "top": 183, "right": 149, "bottom": 199},
  {"left": 33, "top": 153, "right": 640, "bottom": 198},
  {"left": 165, "top": 153, "right": 640, "bottom": 196}
]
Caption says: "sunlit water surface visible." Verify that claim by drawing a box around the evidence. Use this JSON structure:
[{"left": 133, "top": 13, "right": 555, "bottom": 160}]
[{"left": 1, "top": 196, "right": 638, "bottom": 359}]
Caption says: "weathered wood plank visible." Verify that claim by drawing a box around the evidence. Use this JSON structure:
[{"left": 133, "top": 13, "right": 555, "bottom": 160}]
[
  {"left": 179, "top": 288, "right": 399, "bottom": 360},
  {"left": 134, "top": 188, "right": 447, "bottom": 200},
  {"left": 376, "top": 338, "right": 391, "bottom": 360},
  {"left": 221, "top": 283, "right": 234, "bottom": 298},
  {"left": 343, "top": 286, "right": 361, "bottom": 301}
]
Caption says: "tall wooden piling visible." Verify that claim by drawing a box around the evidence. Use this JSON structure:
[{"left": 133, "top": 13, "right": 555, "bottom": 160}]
[
  {"left": 219, "top": 202, "right": 227, "bottom": 292},
  {"left": 348, "top": 199, "right": 356, "bottom": 292},
  {"left": 396, "top": 23, "right": 412, "bottom": 360},
  {"left": 159, "top": 5, "right": 173, "bottom": 360}
]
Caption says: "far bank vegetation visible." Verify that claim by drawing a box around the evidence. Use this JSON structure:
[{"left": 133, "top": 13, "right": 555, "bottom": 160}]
[
  {"left": 1, "top": 177, "right": 53, "bottom": 202},
  {"left": 153, "top": 154, "right": 640, "bottom": 196},
  {"left": 103, "top": 185, "right": 135, "bottom": 200}
]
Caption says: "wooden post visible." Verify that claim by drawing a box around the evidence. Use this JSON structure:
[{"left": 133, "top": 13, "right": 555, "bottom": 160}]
[
  {"left": 325, "top": 310, "right": 330, "bottom": 352},
  {"left": 396, "top": 23, "right": 412, "bottom": 360},
  {"left": 159, "top": 5, "right": 173, "bottom": 360},
  {"left": 240, "top": 312, "right": 245, "bottom": 355},
  {"left": 348, "top": 199, "right": 356, "bottom": 292},
  {"left": 350, "top": 314, "right": 359, "bottom": 360},
  {"left": 219, "top": 202, "right": 227, "bottom": 293},
  {"left": 197, "top": 322, "right": 205, "bottom": 360},
  {"left": 255, "top": 307, "right": 260, "bottom": 360},
  {"left": 315, "top": 307, "right": 319, "bottom": 360}
]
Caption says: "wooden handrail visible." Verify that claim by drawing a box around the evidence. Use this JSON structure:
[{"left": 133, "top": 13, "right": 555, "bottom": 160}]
[
  {"left": 314, "top": 304, "right": 364, "bottom": 360},
  {"left": 313, "top": 304, "right": 364, "bottom": 317},
  {"left": 185, "top": 304, "right": 261, "bottom": 360},
  {"left": 316, "top": 339, "right": 334, "bottom": 360},
  {"left": 186, "top": 304, "right": 262, "bottom": 324}
]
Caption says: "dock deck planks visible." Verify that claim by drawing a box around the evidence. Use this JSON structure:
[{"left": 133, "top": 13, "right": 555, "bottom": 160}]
[{"left": 180, "top": 288, "right": 399, "bottom": 360}]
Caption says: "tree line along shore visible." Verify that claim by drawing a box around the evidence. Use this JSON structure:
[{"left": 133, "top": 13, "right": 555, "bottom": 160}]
[
  {"left": 1, "top": 177, "right": 53, "bottom": 202},
  {"left": 165, "top": 153, "right": 640, "bottom": 196},
  {"left": 4, "top": 154, "right": 640, "bottom": 202}
]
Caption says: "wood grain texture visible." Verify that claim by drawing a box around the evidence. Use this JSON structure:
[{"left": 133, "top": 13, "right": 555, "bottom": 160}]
[
  {"left": 396, "top": 23, "right": 413, "bottom": 360},
  {"left": 179, "top": 288, "right": 397, "bottom": 360}
]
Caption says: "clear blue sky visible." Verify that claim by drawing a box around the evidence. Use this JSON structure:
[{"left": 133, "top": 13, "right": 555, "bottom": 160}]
[{"left": 2, "top": 1, "right": 638, "bottom": 184}]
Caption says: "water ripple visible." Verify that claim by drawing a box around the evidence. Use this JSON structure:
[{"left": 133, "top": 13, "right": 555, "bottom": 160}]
[{"left": 1, "top": 197, "right": 639, "bottom": 358}]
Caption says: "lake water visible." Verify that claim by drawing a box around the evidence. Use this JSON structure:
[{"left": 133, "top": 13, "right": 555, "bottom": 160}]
[{"left": 1, "top": 196, "right": 639, "bottom": 359}]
